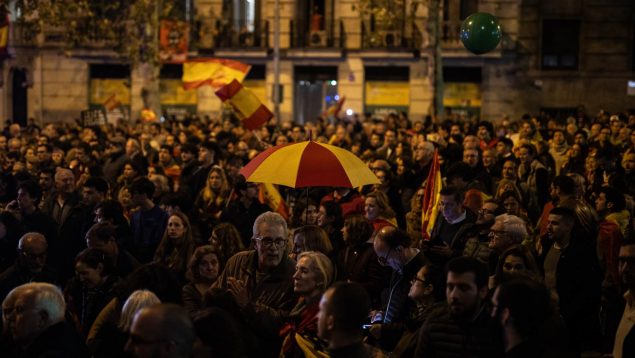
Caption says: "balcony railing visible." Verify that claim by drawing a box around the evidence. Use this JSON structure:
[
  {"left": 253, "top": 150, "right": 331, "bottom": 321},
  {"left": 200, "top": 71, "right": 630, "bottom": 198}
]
[
  {"left": 11, "top": 20, "right": 125, "bottom": 48},
  {"left": 289, "top": 20, "right": 345, "bottom": 49},
  {"left": 441, "top": 19, "right": 463, "bottom": 48},
  {"left": 361, "top": 18, "right": 421, "bottom": 49},
  {"left": 205, "top": 20, "right": 269, "bottom": 50}
]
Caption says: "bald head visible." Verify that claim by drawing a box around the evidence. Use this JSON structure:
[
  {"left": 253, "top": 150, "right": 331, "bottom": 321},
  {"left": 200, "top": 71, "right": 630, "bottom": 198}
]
[
  {"left": 18, "top": 233, "right": 48, "bottom": 273},
  {"left": 126, "top": 304, "right": 194, "bottom": 358},
  {"left": 18, "top": 232, "right": 47, "bottom": 251}
]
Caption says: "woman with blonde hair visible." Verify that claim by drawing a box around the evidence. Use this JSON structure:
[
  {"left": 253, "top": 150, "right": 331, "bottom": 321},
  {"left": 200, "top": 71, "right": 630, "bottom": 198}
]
[
  {"left": 279, "top": 251, "right": 334, "bottom": 357},
  {"left": 90, "top": 289, "right": 161, "bottom": 358},
  {"left": 154, "top": 212, "right": 196, "bottom": 282},
  {"left": 194, "top": 165, "right": 231, "bottom": 238}
]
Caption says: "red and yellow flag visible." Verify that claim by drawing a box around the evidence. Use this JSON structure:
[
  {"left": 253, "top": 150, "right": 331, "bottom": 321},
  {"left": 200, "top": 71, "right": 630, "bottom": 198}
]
[
  {"left": 421, "top": 149, "right": 442, "bottom": 241},
  {"left": 324, "top": 96, "right": 346, "bottom": 118},
  {"left": 215, "top": 79, "right": 273, "bottom": 130},
  {"left": 182, "top": 58, "right": 251, "bottom": 90},
  {"left": 259, "top": 183, "right": 289, "bottom": 220}
]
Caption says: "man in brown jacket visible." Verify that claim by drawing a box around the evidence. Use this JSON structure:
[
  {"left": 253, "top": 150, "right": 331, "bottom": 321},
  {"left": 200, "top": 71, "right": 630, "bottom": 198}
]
[{"left": 212, "top": 211, "right": 295, "bottom": 357}]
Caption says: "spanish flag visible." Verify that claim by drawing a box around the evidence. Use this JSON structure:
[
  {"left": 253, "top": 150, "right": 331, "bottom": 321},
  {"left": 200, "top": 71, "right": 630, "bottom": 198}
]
[
  {"left": 182, "top": 58, "right": 251, "bottom": 90},
  {"left": 0, "top": 14, "right": 8, "bottom": 58},
  {"left": 324, "top": 96, "right": 345, "bottom": 118},
  {"left": 215, "top": 79, "right": 273, "bottom": 130},
  {"left": 258, "top": 183, "right": 289, "bottom": 220},
  {"left": 421, "top": 149, "right": 442, "bottom": 241}
]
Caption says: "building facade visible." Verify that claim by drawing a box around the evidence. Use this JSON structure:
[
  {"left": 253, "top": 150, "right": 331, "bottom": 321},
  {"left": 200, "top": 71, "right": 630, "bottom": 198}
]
[{"left": 0, "top": 0, "right": 634, "bottom": 125}]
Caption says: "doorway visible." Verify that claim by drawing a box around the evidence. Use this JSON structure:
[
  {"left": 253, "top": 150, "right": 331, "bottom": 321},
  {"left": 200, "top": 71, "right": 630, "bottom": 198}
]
[
  {"left": 293, "top": 66, "right": 338, "bottom": 124},
  {"left": 11, "top": 68, "right": 28, "bottom": 126}
]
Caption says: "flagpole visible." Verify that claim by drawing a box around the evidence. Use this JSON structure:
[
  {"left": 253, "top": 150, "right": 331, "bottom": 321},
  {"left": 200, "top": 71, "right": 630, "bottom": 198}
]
[{"left": 273, "top": 0, "right": 281, "bottom": 130}]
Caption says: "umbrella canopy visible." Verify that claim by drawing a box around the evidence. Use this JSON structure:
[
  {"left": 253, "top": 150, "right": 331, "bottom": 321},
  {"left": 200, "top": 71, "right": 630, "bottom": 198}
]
[{"left": 239, "top": 140, "right": 380, "bottom": 188}]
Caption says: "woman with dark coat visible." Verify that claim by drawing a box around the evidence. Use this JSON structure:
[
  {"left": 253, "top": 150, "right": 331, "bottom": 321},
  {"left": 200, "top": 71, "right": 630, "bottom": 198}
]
[
  {"left": 64, "top": 248, "right": 119, "bottom": 339},
  {"left": 336, "top": 214, "right": 390, "bottom": 308}
]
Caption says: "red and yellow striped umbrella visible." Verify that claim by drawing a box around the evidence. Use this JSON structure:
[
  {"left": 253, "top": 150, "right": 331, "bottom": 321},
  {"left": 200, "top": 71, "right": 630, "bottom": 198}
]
[{"left": 239, "top": 140, "right": 380, "bottom": 188}]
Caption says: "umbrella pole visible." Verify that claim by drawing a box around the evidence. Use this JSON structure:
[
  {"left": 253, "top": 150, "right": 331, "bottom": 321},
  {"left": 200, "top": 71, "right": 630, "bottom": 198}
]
[{"left": 305, "top": 187, "right": 309, "bottom": 224}]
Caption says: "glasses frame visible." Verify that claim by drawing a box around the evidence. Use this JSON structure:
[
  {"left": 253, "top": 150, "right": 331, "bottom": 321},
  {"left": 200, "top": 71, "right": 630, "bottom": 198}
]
[
  {"left": 377, "top": 248, "right": 392, "bottom": 266},
  {"left": 254, "top": 236, "right": 287, "bottom": 249}
]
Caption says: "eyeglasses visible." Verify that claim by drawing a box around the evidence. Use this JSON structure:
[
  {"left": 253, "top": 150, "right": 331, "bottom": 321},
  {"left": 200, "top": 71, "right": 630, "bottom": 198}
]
[
  {"left": 254, "top": 236, "right": 287, "bottom": 248},
  {"left": 410, "top": 276, "right": 428, "bottom": 286},
  {"left": 489, "top": 230, "right": 508, "bottom": 238},
  {"left": 478, "top": 208, "right": 495, "bottom": 216},
  {"left": 377, "top": 249, "right": 392, "bottom": 266}
]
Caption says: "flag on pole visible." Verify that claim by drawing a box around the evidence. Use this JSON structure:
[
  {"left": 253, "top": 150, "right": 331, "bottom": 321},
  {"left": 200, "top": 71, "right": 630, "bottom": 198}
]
[
  {"left": 324, "top": 96, "right": 346, "bottom": 118},
  {"left": 259, "top": 183, "right": 289, "bottom": 220},
  {"left": 215, "top": 79, "right": 273, "bottom": 130},
  {"left": 182, "top": 58, "right": 251, "bottom": 90},
  {"left": 421, "top": 149, "right": 442, "bottom": 241}
]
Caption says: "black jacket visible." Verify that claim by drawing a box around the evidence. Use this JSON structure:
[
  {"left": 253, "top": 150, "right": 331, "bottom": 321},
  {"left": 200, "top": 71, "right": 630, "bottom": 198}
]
[
  {"left": 540, "top": 239, "right": 602, "bottom": 352},
  {"left": 19, "top": 321, "right": 88, "bottom": 358},
  {"left": 415, "top": 304, "right": 504, "bottom": 358}
]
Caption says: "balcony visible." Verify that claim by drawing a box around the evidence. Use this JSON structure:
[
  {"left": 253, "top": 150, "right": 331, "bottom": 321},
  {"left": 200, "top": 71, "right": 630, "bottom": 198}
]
[
  {"left": 289, "top": 20, "right": 345, "bottom": 49},
  {"left": 361, "top": 18, "right": 422, "bottom": 50},
  {"left": 201, "top": 20, "right": 269, "bottom": 51},
  {"left": 441, "top": 19, "right": 463, "bottom": 49},
  {"left": 10, "top": 20, "right": 123, "bottom": 49}
]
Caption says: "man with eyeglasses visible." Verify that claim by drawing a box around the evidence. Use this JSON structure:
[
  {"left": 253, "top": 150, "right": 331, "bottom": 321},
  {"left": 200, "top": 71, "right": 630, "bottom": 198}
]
[
  {"left": 2, "top": 282, "right": 86, "bottom": 357},
  {"left": 0, "top": 233, "right": 59, "bottom": 300},
  {"left": 392, "top": 264, "right": 444, "bottom": 357},
  {"left": 487, "top": 214, "right": 528, "bottom": 265},
  {"left": 370, "top": 226, "right": 426, "bottom": 352},
  {"left": 212, "top": 211, "right": 295, "bottom": 357},
  {"left": 463, "top": 199, "right": 504, "bottom": 271}
]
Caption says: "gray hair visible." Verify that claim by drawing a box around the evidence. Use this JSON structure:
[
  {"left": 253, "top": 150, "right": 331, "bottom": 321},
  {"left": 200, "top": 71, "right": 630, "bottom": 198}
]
[
  {"left": 566, "top": 173, "right": 586, "bottom": 198},
  {"left": 119, "top": 290, "right": 161, "bottom": 331},
  {"left": 6, "top": 283, "right": 65, "bottom": 325},
  {"left": 252, "top": 211, "right": 288, "bottom": 239},
  {"left": 495, "top": 214, "right": 528, "bottom": 243}
]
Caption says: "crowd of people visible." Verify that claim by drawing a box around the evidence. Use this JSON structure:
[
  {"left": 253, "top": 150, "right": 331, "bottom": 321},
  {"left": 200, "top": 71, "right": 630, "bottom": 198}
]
[{"left": 0, "top": 109, "right": 633, "bottom": 357}]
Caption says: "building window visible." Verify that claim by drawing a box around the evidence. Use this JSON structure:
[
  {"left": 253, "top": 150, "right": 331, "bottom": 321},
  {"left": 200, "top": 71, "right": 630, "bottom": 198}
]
[
  {"left": 294, "top": 66, "right": 338, "bottom": 124},
  {"left": 459, "top": 0, "right": 478, "bottom": 20},
  {"left": 632, "top": 20, "right": 635, "bottom": 71},
  {"left": 364, "top": 66, "right": 410, "bottom": 115},
  {"left": 542, "top": 19, "right": 580, "bottom": 70}
]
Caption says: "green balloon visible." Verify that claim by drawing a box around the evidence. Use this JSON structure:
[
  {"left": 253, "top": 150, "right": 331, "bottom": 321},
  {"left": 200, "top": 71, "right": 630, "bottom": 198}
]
[{"left": 460, "top": 12, "right": 502, "bottom": 55}]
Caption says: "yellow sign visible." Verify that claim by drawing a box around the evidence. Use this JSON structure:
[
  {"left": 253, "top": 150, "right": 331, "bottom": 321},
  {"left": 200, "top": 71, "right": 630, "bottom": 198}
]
[
  {"left": 90, "top": 79, "right": 131, "bottom": 106},
  {"left": 365, "top": 81, "right": 410, "bottom": 106},
  {"left": 244, "top": 80, "right": 267, "bottom": 104},
  {"left": 160, "top": 79, "right": 198, "bottom": 105},
  {"left": 443, "top": 83, "right": 481, "bottom": 107}
]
